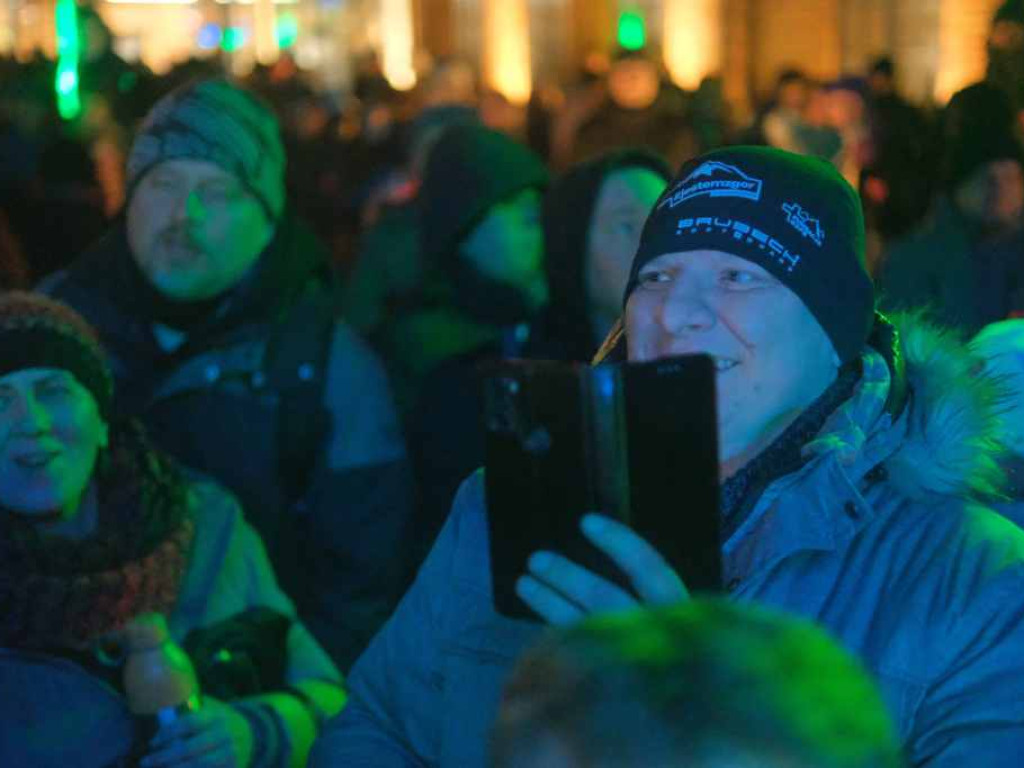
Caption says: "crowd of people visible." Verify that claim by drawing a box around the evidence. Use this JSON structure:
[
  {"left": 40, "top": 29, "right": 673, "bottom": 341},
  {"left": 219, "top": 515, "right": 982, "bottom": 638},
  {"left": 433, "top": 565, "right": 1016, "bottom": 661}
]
[{"left": 3, "top": 0, "right": 1024, "bottom": 766}]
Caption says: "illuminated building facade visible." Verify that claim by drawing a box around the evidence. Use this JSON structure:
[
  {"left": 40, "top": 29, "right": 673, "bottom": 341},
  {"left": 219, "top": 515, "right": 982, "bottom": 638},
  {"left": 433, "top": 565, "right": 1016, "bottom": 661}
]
[{"left": 0, "top": 0, "right": 1007, "bottom": 110}]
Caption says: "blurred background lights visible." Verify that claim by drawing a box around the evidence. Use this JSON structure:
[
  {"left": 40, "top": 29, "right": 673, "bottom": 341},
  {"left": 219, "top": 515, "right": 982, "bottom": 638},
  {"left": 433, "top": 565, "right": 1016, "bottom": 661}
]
[
  {"left": 617, "top": 10, "right": 646, "bottom": 51},
  {"left": 276, "top": 13, "right": 299, "bottom": 49},
  {"left": 381, "top": 0, "right": 417, "bottom": 90},
  {"left": 197, "top": 22, "right": 222, "bottom": 50}
]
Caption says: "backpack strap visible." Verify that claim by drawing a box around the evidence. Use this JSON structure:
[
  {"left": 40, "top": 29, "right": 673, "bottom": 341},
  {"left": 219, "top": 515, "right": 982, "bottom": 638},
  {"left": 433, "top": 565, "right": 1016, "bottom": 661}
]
[{"left": 263, "top": 283, "right": 336, "bottom": 512}]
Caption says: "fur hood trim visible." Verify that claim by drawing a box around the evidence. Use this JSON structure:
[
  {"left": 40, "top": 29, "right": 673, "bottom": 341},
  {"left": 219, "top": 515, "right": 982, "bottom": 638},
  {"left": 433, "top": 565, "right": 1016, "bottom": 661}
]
[{"left": 809, "top": 312, "right": 1005, "bottom": 502}]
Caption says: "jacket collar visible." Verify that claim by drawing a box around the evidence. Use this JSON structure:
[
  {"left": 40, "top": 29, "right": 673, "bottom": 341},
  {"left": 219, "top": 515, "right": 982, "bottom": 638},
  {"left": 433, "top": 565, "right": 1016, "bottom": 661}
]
[{"left": 726, "top": 314, "right": 1005, "bottom": 582}]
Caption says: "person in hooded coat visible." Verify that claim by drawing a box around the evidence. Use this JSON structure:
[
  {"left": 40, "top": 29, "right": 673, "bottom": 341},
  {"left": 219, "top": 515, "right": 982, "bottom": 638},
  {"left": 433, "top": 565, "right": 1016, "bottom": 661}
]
[
  {"left": 311, "top": 146, "right": 1024, "bottom": 767},
  {"left": 526, "top": 149, "right": 671, "bottom": 364},
  {"left": 40, "top": 78, "right": 414, "bottom": 672},
  {"left": 389, "top": 125, "right": 549, "bottom": 557}
]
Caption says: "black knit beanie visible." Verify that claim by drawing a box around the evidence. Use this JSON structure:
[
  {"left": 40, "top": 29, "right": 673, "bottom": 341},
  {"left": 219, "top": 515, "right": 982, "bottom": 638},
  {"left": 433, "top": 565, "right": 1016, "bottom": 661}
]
[
  {"left": 624, "top": 146, "right": 875, "bottom": 364},
  {"left": 417, "top": 124, "right": 549, "bottom": 265},
  {"left": 0, "top": 292, "right": 114, "bottom": 418}
]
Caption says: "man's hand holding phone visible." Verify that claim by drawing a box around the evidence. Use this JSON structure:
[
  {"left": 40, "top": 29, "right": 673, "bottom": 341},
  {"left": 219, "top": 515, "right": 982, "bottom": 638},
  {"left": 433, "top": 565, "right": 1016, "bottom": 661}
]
[{"left": 515, "top": 513, "right": 690, "bottom": 626}]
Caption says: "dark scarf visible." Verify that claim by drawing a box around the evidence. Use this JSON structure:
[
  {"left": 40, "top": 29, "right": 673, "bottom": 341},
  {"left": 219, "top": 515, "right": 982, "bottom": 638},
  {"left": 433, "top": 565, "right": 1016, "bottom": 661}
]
[
  {"left": 720, "top": 362, "right": 862, "bottom": 541},
  {"left": 0, "top": 421, "right": 195, "bottom": 651},
  {"left": 67, "top": 209, "right": 327, "bottom": 340},
  {"left": 118, "top": 210, "right": 326, "bottom": 334}
]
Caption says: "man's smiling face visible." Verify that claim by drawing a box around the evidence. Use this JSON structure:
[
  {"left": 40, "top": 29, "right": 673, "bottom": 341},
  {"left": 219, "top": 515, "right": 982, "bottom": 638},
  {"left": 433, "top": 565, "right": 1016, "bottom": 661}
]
[{"left": 625, "top": 249, "right": 839, "bottom": 469}]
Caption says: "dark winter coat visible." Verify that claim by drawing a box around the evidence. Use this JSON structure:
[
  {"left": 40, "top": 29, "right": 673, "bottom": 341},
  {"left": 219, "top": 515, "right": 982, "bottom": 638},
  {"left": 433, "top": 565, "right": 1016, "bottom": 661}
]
[
  {"left": 314, "top": 316, "right": 1024, "bottom": 767},
  {"left": 41, "top": 213, "right": 415, "bottom": 671}
]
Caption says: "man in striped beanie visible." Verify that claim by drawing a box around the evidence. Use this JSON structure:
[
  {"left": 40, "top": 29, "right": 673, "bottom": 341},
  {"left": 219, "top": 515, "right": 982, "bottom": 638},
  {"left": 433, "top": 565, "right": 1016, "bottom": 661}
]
[{"left": 41, "top": 78, "right": 416, "bottom": 672}]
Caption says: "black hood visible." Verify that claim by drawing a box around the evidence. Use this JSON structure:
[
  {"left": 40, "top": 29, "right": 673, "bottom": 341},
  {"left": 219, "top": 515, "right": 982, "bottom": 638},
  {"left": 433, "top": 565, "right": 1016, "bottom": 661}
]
[{"left": 535, "top": 149, "right": 671, "bottom": 361}]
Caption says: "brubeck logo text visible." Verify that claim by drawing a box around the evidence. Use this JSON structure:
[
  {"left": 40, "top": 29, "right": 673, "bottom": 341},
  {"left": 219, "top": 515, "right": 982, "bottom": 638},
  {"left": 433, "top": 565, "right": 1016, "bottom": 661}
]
[
  {"left": 676, "top": 217, "right": 802, "bottom": 273},
  {"left": 659, "top": 161, "right": 764, "bottom": 211}
]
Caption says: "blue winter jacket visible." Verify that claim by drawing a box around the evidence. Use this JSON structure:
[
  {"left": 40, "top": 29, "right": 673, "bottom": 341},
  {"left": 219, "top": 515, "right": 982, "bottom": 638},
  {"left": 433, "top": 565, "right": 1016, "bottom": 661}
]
[{"left": 311, "top": 319, "right": 1024, "bottom": 767}]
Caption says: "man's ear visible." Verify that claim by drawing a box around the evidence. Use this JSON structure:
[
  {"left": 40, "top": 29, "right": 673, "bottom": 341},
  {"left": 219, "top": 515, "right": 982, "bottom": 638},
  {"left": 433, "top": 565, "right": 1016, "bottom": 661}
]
[
  {"left": 832, "top": 349, "right": 841, "bottom": 368},
  {"left": 99, "top": 421, "right": 110, "bottom": 449}
]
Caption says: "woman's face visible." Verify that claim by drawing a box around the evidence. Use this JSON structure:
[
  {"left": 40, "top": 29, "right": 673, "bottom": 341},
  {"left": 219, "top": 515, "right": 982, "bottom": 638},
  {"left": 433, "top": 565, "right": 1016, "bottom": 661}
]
[
  {"left": 0, "top": 368, "right": 107, "bottom": 521},
  {"left": 586, "top": 167, "right": 668, "bottom": 324}
]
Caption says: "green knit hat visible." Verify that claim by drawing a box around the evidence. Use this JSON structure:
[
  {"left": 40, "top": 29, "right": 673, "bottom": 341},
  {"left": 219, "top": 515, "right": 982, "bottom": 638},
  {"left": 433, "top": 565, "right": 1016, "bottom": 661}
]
[{"left": 0, "top": 292, "right": 114, "bottom": 419}]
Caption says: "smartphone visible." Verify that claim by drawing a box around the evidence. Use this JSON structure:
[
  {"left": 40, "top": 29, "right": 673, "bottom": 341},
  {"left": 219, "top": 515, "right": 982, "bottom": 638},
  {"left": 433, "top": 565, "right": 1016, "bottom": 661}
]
[{"left": 481, "top": 354, "right": 720, "bottom": 621}]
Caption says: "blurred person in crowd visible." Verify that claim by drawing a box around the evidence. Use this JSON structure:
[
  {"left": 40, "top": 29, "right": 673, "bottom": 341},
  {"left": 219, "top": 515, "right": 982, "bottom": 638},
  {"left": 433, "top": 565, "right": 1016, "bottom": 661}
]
[
  {"left": 419, "top": 58, "right": 478, "bottom": 110},
  {"left": 281, "top": 90, "right": 355, "bottom": 258},
  {"left": 879, "top": 82, "right": 1024, "bottom": 334},
  {"left": 312, "top": 146, "right": 1024, "bottom": 767},
  {"left": 988, "top": 0, "right": 1024, "bottom": 132},
  {"left": 822, "top": 77, "right": 875, "bottom": 188},
  {"left": 526, "top": 79, "right": 564, "bottom": 162},
  {"left": 689, "top": 75, "right": 730, "bottom": 153},
  {"left": 860, "top": 58, "right": 936, "bottom": 265},
  {"left": 0, "top": 292, "right": 344, "bottom": 767},
  {"left": 492, "top": 600, "right": 904, "bottom": 768},
  {"left": 75, "top": 4, "right": 159, "bottom": 129},
  {"left": 527, "top": 149, "right": 670, "bottom": 362},
  {"left": 0, "top": 110, "right": 37, "bottom": 289},
  {"left": 756, "top": 69, "right": 841, "bottom": 161},
  {"left": 480, "top": 89, "right": 526, "bottom": 138},
  {"left": 42, "top": 78, "right": 414, "bottom": 671},
  {"left": 391, "top": 124, "right": 548, "bottom": 558},
  {"left": 0, "top": 211, "right": 29, "bottom": 290},
  {"left": 9, "top": 136, "right": 109, "bottom": 282},
  {"left": 761, "top": 69, "right": 813, "bottom": 152},
  {"left": 554, "top": 48, "right": 697, "bottom": 171},
  {"left": 341, "top": 105, "right": 479, "bottom": 339}
]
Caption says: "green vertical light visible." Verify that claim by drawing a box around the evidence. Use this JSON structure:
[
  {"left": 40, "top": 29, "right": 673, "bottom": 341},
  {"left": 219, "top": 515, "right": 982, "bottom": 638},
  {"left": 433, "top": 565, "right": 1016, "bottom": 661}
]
[
  {"left": 618, "top": 10, "right": 646, "bottom": 51},
  {"left": 221, "top": 27, "right": 246, "bottom": 52},
  {"left": 55, "top": 0, "right": 82, "bottom": 120},
  {"left": 276, "top": 13, "right": 298, "bottom": 49}
]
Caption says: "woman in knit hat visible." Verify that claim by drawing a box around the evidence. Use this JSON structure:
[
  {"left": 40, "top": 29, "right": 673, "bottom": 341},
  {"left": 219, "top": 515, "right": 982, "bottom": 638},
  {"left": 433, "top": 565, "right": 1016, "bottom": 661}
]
[{"left": 0, "top": 292, "right": 344, "bottom": 767}]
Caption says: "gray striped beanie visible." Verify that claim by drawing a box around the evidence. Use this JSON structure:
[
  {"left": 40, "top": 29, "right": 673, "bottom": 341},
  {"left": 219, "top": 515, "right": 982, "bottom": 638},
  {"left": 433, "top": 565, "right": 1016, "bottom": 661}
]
[{"left": 126, "top": 78, "right": 286, "bottom": 220}]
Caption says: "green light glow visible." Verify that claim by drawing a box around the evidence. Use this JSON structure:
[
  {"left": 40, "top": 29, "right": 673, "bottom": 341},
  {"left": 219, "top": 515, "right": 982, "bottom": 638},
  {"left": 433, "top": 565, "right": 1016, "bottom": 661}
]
[
  {"left": 54, "top": 0, "right": 81, "bottom": 120},
  {"left": 221, "top": 27, "right": 246, "bottom": 52},
  {"left": 276, "top": 13, "right": 298, "bottom": 49},
  {"left": 618, "top": 10, "right": 646, "bottom": 51}
]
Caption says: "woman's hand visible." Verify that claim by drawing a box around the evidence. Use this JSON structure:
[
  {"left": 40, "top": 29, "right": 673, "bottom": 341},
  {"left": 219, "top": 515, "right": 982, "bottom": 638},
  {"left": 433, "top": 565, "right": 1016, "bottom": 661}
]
[
  {"left": 515, "top": 514, "right": 689, "bottom": 626},
  {"left": 141, "top": 696, "right": 254, "bottom": 768}
]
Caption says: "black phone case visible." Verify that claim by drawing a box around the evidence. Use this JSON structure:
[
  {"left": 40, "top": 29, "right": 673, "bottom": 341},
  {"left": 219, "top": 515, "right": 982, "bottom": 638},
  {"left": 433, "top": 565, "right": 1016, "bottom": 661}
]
[{"left": 482, "top": 354, "right": 720, "bottom": 620}]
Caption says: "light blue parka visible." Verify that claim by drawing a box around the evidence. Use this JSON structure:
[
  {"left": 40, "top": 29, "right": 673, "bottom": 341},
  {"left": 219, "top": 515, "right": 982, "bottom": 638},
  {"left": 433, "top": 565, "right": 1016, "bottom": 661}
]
[{"left": 312, "top": 318, "right": 1024, "bottom": 767}]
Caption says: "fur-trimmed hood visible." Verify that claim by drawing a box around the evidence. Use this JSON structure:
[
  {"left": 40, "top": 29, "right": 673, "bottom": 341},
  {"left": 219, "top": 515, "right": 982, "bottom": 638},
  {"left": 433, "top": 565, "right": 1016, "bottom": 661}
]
[
  {"left": 806, "top": 312, "right": 1005, "bottom": 503},
  {"left": 595, "top": 311, "right": 1006, "bottom": 502}
]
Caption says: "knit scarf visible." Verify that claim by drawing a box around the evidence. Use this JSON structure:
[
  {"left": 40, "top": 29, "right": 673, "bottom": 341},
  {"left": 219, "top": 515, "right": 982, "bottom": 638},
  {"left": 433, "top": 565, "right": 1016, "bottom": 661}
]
[{"left": 0, "top": 421, "right": 195, "bottom": 651}]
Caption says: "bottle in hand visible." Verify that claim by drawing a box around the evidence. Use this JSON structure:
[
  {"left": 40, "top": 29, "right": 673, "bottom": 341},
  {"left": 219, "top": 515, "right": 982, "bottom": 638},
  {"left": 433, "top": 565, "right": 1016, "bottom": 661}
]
[{"left": 122, "top": 613, "right": 201, "bottom": 743}]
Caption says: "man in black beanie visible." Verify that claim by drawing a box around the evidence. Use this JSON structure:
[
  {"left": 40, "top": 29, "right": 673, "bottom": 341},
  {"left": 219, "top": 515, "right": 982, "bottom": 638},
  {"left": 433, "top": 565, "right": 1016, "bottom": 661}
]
[
  {"left": 40, "top": 78, "right": 415, "bottom": 672},
  {"left": 314, "top": 146, "right": 1024, "bottom": 766}
]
